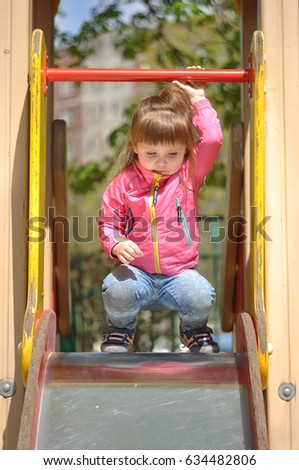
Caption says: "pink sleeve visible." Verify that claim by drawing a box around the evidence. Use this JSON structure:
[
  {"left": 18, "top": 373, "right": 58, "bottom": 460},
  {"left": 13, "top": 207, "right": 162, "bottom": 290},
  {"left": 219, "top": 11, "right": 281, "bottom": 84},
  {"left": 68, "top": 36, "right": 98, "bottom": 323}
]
[
  {"left": 97, "top": 175, "right": 127, "bottom": 258},
  {"left": 192, "top": 99, "right": 223, "bottom": 183}
]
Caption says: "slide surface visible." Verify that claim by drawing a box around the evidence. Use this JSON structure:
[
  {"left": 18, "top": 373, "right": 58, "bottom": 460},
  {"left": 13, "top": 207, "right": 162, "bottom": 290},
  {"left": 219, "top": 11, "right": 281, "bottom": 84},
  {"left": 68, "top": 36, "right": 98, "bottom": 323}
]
[{"left": 35, "top": 352, "right": 252, "bottom": 450}]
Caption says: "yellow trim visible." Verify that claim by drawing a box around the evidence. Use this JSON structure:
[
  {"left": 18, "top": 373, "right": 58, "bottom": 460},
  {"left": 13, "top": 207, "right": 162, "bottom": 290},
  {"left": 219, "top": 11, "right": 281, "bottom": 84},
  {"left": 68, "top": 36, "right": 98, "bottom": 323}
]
[
  {"left": 250, "top": 31, "right": 268, "bottom": 389},
  {"left": 149, "top": 174, "right": 162, "bottom": 274},
  {"left": 22, "top": 30, "right": 47, "bottom": 384}
]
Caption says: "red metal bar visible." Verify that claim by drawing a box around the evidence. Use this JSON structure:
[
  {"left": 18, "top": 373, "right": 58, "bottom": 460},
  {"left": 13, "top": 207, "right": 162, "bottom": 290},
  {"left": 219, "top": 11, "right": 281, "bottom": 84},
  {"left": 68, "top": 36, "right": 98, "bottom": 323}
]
[{"left": 43, "top": 67, "right": 251, "bottom": 84}]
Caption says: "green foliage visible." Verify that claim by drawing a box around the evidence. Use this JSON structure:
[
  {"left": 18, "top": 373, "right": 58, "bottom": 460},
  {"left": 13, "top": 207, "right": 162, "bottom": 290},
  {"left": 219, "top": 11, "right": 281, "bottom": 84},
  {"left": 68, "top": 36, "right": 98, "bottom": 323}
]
[
  {"left": 206, "top": 158, "right": 227, "bottom": 188},
  {"left": 68, "top": 160, "right": 110, "bottom": 194},
  {"left": 66, "top": 249, "right": 114, "bottom": 351},
  {"left": 56, "top": 0, "right": 240, "bottom": 194}
]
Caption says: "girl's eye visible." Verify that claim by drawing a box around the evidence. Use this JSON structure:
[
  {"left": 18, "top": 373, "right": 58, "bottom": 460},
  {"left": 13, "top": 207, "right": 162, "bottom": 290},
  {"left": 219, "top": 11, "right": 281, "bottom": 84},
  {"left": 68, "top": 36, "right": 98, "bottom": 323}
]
[{"left": 168, "top": 152, "right": 178, "bottom": 157}]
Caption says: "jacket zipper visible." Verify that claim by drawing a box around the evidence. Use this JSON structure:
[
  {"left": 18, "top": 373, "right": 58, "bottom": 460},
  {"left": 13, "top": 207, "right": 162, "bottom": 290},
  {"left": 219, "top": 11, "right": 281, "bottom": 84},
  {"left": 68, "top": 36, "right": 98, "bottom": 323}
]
[
  {"left": 150, "top": 173, "right": 162, "bottom": 273},
  {"left": 175, "top": 198, "right": 192, "bottom": 248}
]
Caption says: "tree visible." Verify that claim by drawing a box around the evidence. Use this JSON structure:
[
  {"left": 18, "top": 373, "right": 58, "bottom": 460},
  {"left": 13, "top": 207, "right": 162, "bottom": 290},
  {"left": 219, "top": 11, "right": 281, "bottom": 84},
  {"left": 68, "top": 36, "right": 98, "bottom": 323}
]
[{"left": 56, "top": 0, "right": 240, "bottom": 193}]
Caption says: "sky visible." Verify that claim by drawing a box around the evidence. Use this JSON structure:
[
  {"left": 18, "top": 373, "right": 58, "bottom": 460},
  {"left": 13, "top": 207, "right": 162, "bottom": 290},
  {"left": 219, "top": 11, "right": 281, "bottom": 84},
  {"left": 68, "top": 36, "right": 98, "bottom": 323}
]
[
  {"left": 55, "top": 0, "right": 99, "bottom": 34},
  {"left": 55, "top": 0, "right": 141, "bottom": 34}
]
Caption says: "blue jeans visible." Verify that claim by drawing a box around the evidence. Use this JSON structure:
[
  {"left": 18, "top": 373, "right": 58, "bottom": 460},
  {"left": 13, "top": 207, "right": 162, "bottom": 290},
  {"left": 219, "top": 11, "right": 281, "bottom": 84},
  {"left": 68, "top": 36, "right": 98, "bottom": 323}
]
[{"left": 102, "top": 265, "right": 216, "bottom": 331}]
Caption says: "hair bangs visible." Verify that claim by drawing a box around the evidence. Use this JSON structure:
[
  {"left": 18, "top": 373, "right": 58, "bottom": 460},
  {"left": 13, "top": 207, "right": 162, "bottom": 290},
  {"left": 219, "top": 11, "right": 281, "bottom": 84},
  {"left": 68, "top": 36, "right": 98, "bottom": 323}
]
[{"left": 131, "top": 110, "right": 193, "bottom": 147}]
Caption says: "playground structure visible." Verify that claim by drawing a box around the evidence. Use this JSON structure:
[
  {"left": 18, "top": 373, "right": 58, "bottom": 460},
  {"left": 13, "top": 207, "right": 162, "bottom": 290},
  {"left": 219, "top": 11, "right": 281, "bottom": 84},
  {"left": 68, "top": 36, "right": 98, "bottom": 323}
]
[{"left": 1, "top": 0, "right": 299, "bottom": 450}]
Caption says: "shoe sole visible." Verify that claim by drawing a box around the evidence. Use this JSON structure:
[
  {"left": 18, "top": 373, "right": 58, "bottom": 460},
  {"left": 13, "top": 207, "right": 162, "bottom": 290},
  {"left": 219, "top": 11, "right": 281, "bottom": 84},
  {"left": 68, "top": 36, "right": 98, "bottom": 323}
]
[
  {"left": 189, "top": 345, "right": 220, "bottom": 353},
  {"left": 101, "top": 345, "right": 129, "bottom": 353}
]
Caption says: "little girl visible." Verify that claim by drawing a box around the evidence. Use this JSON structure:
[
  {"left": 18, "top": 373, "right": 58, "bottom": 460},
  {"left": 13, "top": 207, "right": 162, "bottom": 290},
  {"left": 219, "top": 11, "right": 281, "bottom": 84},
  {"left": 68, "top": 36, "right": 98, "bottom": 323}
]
[{"left": 98, "top": 67, "right": 223, "bottom": 353}]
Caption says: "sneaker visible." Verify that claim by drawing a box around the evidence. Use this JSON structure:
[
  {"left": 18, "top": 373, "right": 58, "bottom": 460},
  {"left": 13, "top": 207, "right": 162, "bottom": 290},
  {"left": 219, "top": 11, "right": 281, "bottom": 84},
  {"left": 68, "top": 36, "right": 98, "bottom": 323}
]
[
  {"left": 180, "top": 326, "right": 220, "bottom": 353},
  {"left": 101, "top": 327, "right": 135, "bottom": 353}
]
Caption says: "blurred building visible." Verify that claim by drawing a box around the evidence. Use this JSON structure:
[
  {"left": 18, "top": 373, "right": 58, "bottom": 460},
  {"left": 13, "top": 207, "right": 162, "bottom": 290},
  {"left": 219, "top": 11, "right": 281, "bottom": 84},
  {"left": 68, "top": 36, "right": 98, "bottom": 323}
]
[{"left": 54, "top": 33, "right": 152, "bottom": 164}]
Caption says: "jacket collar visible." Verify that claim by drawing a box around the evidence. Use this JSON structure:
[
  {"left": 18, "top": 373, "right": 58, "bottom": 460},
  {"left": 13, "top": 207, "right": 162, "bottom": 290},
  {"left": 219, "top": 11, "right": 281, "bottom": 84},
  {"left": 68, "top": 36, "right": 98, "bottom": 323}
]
[{"left": 133, "top": 159, "right": 187, "bottom": 185}]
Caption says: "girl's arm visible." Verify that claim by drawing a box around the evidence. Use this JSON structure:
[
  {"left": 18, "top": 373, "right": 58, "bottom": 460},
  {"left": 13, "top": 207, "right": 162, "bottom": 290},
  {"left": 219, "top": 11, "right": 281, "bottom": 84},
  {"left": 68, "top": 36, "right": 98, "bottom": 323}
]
[
  {"left": 98, "top": 176, "right": 127, "bottom": 258},
  {"left": 174, "top": 67, "right": 223, "bottom": 180},
  {"left": 191, "top": 99, "right": 223, "bottom": 178},
  {"left": 98, "top": 176, "right": 142, "bottom": 263}
]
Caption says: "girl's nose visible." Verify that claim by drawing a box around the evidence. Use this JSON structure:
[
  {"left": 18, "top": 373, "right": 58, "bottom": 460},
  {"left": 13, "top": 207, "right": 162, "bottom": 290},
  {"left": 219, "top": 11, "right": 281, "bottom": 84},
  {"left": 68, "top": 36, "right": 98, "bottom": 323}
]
[{"left": 156, "top": 158, "right": 167, "bottom": 167}]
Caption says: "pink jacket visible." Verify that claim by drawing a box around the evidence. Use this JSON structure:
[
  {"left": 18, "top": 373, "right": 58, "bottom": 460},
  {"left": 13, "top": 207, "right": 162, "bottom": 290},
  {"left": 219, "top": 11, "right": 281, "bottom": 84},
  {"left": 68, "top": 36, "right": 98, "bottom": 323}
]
[{"left": 98, "top": 98, "right": 223, "bottom": 276}]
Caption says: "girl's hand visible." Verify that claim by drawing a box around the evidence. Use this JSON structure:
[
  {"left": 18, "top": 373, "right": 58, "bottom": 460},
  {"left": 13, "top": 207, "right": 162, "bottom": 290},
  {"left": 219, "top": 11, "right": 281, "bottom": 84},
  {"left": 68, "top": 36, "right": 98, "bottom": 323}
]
[
  {"left": 173, "top": 66, "right": 206, "bottom": 104},
  {"left": 112, "top": 240, "right": 143, "bottom": 264}
]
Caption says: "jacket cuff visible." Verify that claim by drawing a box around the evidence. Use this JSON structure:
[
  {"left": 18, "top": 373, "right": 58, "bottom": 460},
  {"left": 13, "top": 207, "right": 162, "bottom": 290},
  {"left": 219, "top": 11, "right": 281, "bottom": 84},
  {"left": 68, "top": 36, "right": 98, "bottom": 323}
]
[
  {"left": 107, "top": 237, "right": 127, "bottom": 259},
  {"left": 191, "top": 98, "right": 210, "bottom": 112}
]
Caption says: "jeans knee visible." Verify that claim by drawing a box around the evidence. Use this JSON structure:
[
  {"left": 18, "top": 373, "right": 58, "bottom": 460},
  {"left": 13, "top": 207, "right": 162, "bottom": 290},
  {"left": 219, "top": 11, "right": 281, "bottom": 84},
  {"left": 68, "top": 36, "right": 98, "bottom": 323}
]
[
  {"left": 191, "top": 273, "right": 215, "bottom": 310},
  {"left": 181, "top": 285, "right": 216, "bottom": 314},
  {"left": 207, "top": 287, "right": 216, "bottom": 307},
  {"left": 103, "top": 278, "right": 133, "bottom": 305},
  {"left": 102, "top": 272, "right": 149, "bottom": 309},
  {"left": 198, "top": 286, "right": 216, "bottom": 310}
]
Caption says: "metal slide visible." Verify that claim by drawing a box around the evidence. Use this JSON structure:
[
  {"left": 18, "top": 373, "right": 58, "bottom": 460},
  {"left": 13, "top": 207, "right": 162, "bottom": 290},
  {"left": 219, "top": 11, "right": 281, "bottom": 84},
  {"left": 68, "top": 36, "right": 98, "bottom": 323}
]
[{"left": 18, "top": 310, "right": 268, "bottom": 450}]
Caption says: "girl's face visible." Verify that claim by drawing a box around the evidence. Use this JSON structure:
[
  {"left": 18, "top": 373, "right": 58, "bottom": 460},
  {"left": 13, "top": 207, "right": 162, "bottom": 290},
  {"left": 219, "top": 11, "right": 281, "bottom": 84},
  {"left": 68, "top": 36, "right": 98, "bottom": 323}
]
[{"left": 134, "top": 141, "right": 187, "bottom": 176}]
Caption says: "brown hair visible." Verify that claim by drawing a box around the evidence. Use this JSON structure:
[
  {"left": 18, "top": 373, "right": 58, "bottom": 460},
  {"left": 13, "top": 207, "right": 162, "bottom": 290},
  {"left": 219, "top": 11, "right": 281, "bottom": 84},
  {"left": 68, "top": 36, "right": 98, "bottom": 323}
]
[{"left": 116, "top": 84, "right": 197, "bottom": 185}]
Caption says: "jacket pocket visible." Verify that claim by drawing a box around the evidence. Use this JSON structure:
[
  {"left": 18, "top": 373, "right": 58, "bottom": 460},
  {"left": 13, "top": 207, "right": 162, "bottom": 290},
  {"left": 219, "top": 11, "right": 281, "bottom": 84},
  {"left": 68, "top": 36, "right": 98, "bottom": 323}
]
[{"left": 174, "top": 198, "right": 192, "bottom": 248}]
